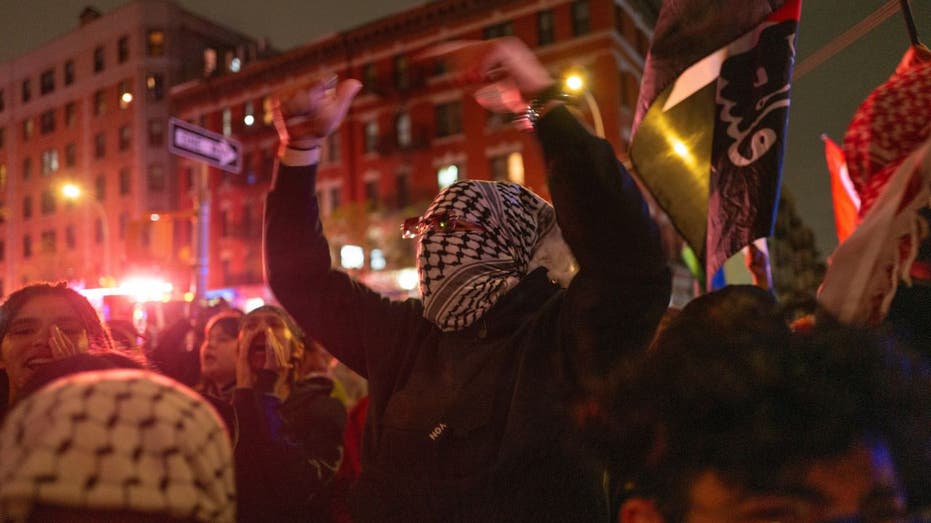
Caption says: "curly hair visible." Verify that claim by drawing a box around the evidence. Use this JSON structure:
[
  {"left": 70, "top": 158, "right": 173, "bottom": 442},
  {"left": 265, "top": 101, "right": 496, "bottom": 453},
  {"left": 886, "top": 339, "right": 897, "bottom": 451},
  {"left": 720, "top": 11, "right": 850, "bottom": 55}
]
[{"left": 0, "top": 282, "right": 115, "bottom": 353}]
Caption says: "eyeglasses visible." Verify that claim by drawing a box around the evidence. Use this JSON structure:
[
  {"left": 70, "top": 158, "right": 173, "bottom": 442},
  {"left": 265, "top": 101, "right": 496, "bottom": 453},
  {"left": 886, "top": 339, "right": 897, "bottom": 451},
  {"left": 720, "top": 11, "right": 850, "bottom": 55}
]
[{"left": 401, "top": 212, "right": 485, "bottom": 238}]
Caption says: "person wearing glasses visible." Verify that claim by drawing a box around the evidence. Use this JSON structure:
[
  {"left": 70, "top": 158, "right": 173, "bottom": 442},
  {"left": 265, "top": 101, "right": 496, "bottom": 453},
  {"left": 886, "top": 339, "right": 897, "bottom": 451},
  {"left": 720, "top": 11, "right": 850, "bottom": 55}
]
[{"left": 264, "top": 37, "right": 670, "bottom": 522}]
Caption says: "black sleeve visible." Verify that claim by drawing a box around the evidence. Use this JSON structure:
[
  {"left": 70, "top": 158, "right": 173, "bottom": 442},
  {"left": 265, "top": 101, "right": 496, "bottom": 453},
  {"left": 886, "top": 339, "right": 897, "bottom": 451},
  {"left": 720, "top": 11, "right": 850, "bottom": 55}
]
[
  {"left": 263, "top": 160, "right": 432, "bottom": 381},
  {"left": 536, "top": 106, "right": 671, "bottom": 382}
]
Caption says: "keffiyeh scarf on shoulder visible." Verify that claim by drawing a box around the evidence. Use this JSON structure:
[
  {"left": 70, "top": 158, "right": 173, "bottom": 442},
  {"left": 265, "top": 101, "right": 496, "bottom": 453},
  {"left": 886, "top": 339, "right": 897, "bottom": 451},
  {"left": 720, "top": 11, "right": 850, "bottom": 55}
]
[{"left": 418, "top": 180, "right": 573, "bottom": 332}]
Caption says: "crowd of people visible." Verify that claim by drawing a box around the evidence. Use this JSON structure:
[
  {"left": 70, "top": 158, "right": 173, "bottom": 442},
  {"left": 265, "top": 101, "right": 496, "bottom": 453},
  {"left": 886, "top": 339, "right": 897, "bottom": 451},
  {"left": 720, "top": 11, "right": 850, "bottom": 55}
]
[{"left": 0, "top": 36, "right": 928, "bottom": 523}]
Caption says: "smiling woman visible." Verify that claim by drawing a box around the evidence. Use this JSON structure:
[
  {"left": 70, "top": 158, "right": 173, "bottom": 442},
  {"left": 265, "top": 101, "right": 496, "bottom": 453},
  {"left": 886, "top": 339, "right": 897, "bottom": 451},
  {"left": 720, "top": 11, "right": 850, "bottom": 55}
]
[{"left": 0, "top": 282, "right": 116, "bottom": 406}]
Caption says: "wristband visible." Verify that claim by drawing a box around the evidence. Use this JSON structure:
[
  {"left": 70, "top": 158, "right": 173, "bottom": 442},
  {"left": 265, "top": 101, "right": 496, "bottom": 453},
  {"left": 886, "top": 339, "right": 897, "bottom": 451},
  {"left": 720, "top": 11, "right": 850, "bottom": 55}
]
[{"left": 514, "top": 84, "right": 570, "bottom": 132}]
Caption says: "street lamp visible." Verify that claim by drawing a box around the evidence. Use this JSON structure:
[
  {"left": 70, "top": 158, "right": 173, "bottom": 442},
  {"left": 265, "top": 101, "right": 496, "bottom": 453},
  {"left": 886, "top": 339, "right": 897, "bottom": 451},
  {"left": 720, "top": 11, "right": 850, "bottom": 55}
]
[
  {"left": 61, "top": 182, "right": 112, "bottom": 283},
  {"left": 563, "top": 72, "right": 605, "bottom": 138}
]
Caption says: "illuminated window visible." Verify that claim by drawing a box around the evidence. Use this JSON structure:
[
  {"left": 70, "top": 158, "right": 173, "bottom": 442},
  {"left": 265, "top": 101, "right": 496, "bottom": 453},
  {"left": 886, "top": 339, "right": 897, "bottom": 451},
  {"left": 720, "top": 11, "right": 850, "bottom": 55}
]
[
  {"left": 262, "top": 96, "right": 274, "bottom": 125},
  {"left": 204, "top": 48, "right": 217, "bottom": 76},
  {"left": 222, "top": 108, "right": 232, "bottom": 136},
  {"left": 22, "top": 117, "right": 34, "bottom": 139},
  {"left": 396, "top": 112, "right": 411, "bottom": 148},
  {"left": 437, "top": 164, "right": 459, "bottom": 189},
  {"left": 147, "top": 30, "right": 165, "bottom": 57},
  {"left": 364, "top": 120, "right": 379, "bottom": 153},
  {"left": 41, "top": 149, "right": 59, "bottom": 176},
  {"left": 145, "top": 73, "right": 163, "bottom": 101},
  {"left": 118, "top": 79, "right": 132, "bottom": 109}
]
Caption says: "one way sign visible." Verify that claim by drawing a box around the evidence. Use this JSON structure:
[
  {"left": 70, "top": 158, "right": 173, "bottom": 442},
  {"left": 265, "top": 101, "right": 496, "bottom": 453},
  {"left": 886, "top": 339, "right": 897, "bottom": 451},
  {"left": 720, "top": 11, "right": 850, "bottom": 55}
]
[{"left": 169, "top": 117, "right": 242, "bottom": 173}]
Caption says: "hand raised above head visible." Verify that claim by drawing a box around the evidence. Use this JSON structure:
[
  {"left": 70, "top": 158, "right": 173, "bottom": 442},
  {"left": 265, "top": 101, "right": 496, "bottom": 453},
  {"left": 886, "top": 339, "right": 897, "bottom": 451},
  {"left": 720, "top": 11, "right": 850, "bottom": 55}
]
[
  {"left": 272, "top": 77, "right": 362, "bottom": 149},
  {"left": 418, "top": 37, "right": 554, "bottom": 113}
]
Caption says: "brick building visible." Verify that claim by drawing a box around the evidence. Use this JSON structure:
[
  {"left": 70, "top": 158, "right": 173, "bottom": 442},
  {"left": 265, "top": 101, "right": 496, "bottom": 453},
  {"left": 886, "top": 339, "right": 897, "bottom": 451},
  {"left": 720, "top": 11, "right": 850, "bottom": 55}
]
[
  {"left": 173, "top": 0, "right": 660, "bottom": 298},
  {"left": 0, "top": 0, "right": 266, "bottom": 295}
]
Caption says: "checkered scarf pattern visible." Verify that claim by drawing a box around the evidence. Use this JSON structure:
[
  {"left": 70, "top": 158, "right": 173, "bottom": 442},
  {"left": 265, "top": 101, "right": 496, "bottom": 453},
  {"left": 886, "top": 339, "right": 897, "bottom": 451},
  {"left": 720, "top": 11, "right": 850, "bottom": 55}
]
[
  {"left": 0, "top": 369, "right": 235, "bottom": 522},
  {"left": 418, "top": 180, "right": 556, "bottom": 332},
  {"left": 843, "top": 50, "right": 931, "bottom": 217}
]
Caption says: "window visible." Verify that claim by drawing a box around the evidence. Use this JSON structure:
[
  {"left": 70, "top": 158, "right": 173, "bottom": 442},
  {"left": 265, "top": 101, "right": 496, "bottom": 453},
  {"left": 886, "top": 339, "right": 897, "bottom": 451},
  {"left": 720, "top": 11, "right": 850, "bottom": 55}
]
[
  {"left": 327, "top": 132, "right": 341, "bottom": 163},
  {"left": 65, "top": 102, "right": 76, "bottom": 127},
  {"left": 262, "top": 96, "right": 274, "bottom": 125},
  {"left": 147, "top": 30, "right": 165, "bottom": 57},
  {"left": 362, "top": 63, "right": 378, "bottom": 92},
  {"left": 119, "top": 167, "right": 131, "bottom": 195},
  {"left": 118, "top": 79, "right": 132, "bottom": 109},
  {"left": 40, "top": 230, "right": 56, "bottom": 253},
  {"left": 64, "top": 60, "right": 75, "bottom": 85},
  {"left": 95, "top": 132, "right": 106, "bottom": 159},
  {"left": 22, "top": 157, "right": 31, "bottom": 180},
  {"left": 0, "top": 241, "right": 4, "bottom": 262},
  {"left": 572, "top": 1, "right": 591, "bottom": 36},
  {"left": 364, "top": 179, "right": 379, "bottom": 207},
  {"left": 437, "top": 164, "right": 460, "bottom": 189},
  {"left": 65, "top": 143, "right": 76, "bottom": 168},
  {"left": 483, "top": 21, "right": 514, "bottom": 39},
  {"left": 329, "top": 187, "right": 341, "bottom": 211},
  {"left": 41, "top": 149, "right": 59, "bottom": 176},
  {"left": 94, "top": 46, "right": 105, "bottom": 73},
  {"left": 396, "top": 112, "right": 412, "bottom": 148},
  {"left": 364, "top": 120, "right": 379, "bottom": 153},
  {"left": 0, "top": 89, "right": 4, "bottom": 112},
  {"left": 119, "top": 125, "right": 132, "bottom": 151},
  {"left": 0, "top": 164, "right": 5, "bottom": 193},
  {"left": 435, "top": 101, "right": 462, "bottom": 137},
  {"left": 21, "top": 118, "right": 33, "bottom": 140},
  {"left": 40, "top": 69, "right": 55, "bottom": 95},
  {"left": 118, "top": 35, "right": 129, "bottom": 63},
  {"left": 41, "top": 189, "right": 56, "bottom": 215},
  {"left": 538, "top": 10, "right": 556, "bottom": 45},
  {"left": 0, "top": 127, "right": 4, "bottom": 149},
  {"left": 148, "top": 118, "right": 164, "bottom": 145},
  {"left": 66, "top": 225, "right": 76, "bottom": 249},
  {"left": 22, "top": 196, "right": 32, "bottom": 219},
  {"left": 222, "top": 108, "right": 232, "bottom": 136},
  {"left": 95, "top": 89, "right": 107, "bottom": 116},
  {"left": 395, "top": 172, "right": 410, "bottom": 208},
  {"left": 148, "top": 164, "right": 165, "bottom": 191},
  {"left": 490, "top": 152, "right": 525, "bottom": 184},
  {"left": 23, "top": 235, "right": 32, "bottom": 258},
  {"left": 146, "top": 73, "right": 164, "bottom": 101},
  {"left": 204, "top": 48, "right": 217, "bottom": 76},
  {"left": 394, "top": 55, "right": 409, "bottom": 91},
  {"left": 22, "top": 79, "right": 31, "bottom": 103},
  {"left": 39, "top": 110, "right": 55, "bottom": 134},
  {"left": 95, "top": 218, "right": 104, "bottom": 244},
  {"left": 95, "top": 173, "right": 106, "bottom": 202}
]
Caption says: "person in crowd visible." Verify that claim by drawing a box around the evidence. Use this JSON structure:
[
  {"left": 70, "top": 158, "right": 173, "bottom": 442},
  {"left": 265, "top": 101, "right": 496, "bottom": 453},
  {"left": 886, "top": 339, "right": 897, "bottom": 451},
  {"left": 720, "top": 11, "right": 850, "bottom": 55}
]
[
  {"left": 604, "top": 286, "right": 931, "bottom": 522},
  {"left": 0, "top": 282, "right": 117, "bottom": 412},
  {"left": 264, "top": 36, "right": 669, "bottom": 522},
  {"left": 232, "top": 304, "right": 346, "bottom": 523},
  {"left": 107, "top": 318, "right": 146, "bottom": 353},
  {"left": 0, "top": 368, "right": 236, "bottom": 522},
  {"left": 197, "top": 310, "right": 244, "bottom": 429}
]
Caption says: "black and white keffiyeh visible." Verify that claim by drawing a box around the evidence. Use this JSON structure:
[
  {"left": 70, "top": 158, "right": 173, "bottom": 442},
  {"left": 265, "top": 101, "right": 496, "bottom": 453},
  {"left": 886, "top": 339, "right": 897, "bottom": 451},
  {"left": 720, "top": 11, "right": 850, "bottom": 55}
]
[
  {"left": 0, "top": 369, "right": 235, "bottom": 522},
  {"left": 418, "top": 180, "right": 565, "bottom": 332}
]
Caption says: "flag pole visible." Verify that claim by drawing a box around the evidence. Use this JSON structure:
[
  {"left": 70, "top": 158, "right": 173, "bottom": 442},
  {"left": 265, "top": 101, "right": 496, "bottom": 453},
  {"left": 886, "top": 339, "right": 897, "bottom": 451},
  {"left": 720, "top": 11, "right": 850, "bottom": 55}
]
[{"left": 899, "top": 0, "right": 921, "bottom": 46}]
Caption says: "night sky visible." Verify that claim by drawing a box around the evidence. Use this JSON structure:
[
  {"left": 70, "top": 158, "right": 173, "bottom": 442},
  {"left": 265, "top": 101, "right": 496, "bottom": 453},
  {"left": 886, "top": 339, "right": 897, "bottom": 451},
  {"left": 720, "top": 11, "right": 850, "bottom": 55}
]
[{"left": 2, "top": 0, "right": 929, "bottom": 258}]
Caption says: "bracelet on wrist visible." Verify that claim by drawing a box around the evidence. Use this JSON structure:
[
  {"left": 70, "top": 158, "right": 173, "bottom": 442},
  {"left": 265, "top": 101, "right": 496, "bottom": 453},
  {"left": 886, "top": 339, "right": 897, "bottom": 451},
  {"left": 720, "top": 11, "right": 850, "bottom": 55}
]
[{"left": 514, "top": 84, "right": 570, "bottom": 132}]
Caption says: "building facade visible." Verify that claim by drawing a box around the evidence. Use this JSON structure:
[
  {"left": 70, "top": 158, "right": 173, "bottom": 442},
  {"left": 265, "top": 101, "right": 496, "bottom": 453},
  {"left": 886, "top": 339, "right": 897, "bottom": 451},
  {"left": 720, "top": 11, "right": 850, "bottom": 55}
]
[
  {"left": 0, "top": 0, "right": 265, "bottom": 295},
  {"left": 173, "top": 0, "right": 660, "bottom": 296}
]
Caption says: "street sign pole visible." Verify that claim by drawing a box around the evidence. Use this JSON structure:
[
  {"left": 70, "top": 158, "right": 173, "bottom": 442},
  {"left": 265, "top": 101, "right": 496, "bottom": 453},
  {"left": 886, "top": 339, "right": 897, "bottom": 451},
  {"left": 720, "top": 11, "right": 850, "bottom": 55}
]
[{"left": 168, "top": 118, "right": 242, "bottom": 306}]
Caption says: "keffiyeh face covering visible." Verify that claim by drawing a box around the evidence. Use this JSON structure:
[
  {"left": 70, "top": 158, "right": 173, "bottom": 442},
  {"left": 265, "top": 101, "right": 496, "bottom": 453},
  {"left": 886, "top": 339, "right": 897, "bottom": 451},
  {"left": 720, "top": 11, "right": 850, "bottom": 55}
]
[
  {"left": 0, "top": 369, "right": 235, "bottom": 522},
  {"left": 416, "top": 180, "right": 557, "bottom": 332}
]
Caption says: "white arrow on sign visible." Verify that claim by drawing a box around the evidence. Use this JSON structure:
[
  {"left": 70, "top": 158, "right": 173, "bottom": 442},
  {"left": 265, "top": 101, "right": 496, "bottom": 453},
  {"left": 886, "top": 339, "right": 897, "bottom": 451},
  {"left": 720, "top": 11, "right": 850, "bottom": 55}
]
[{"left": 168, "top": 118, "right": 242, "bottom": 173}]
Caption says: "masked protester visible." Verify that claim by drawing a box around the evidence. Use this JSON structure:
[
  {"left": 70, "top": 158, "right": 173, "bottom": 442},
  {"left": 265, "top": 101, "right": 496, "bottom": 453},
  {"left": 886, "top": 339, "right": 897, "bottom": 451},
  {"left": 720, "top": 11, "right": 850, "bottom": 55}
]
[
  {"left": 264, "top": 37, "right": 670, "bottom": 522},
  {"left": 232, "top": 305, "right": 346, "bottom": 523}
]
